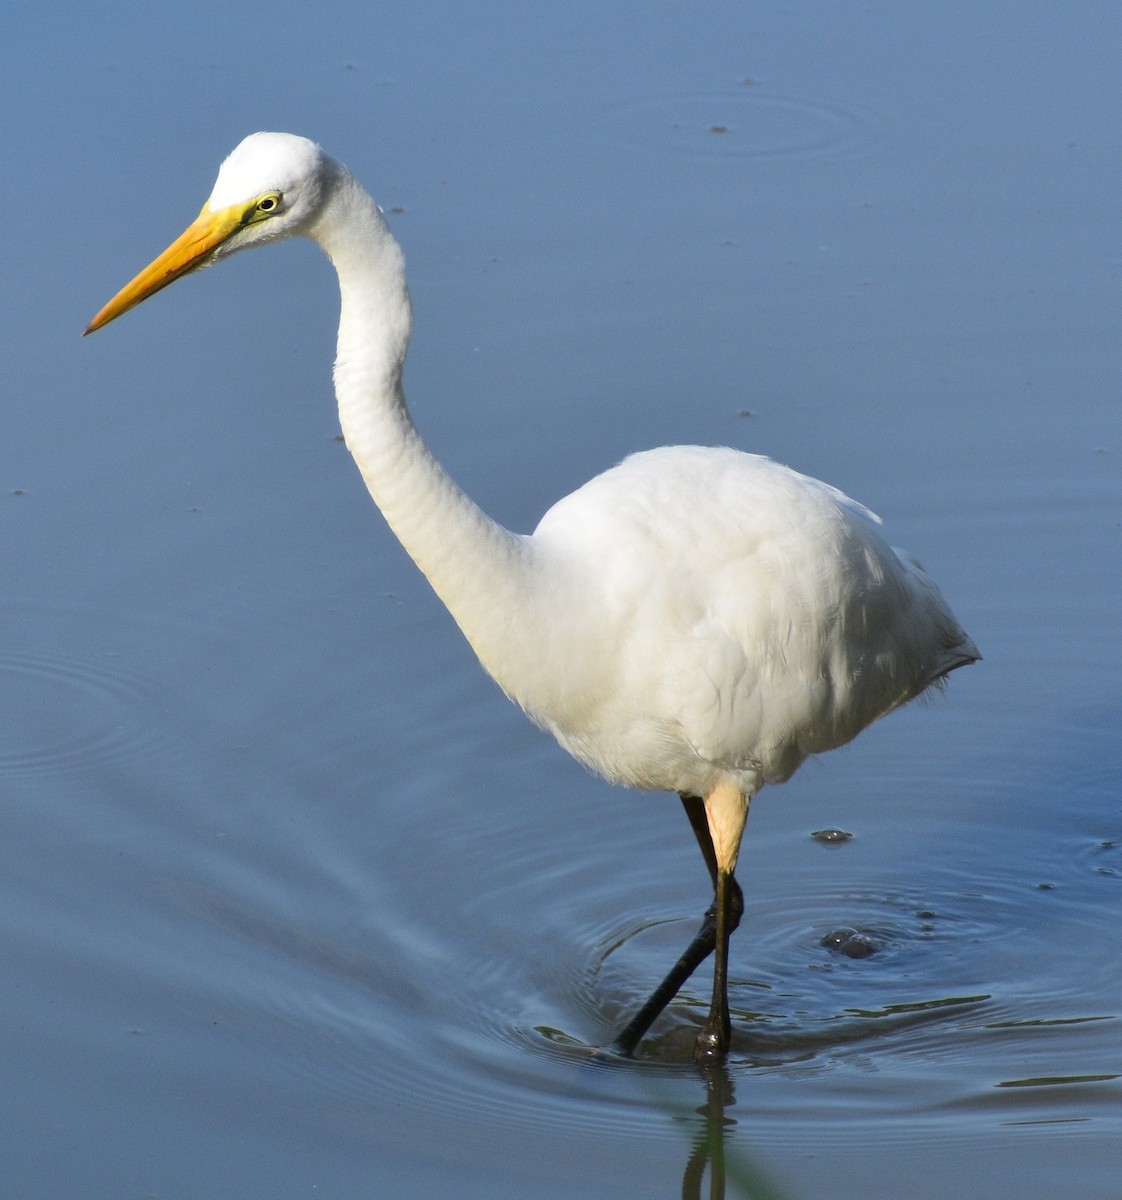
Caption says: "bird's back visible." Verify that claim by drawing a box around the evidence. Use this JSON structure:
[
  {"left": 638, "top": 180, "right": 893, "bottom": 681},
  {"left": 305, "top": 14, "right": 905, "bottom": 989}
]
[{"left": 527, "top": 446, "right": 977, "bottom": 797}]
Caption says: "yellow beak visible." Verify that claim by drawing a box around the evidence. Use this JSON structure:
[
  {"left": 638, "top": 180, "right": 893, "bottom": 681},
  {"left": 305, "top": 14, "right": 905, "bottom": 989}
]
[{"left": 84, "top": 201, "right": 253, "bottom": 335}]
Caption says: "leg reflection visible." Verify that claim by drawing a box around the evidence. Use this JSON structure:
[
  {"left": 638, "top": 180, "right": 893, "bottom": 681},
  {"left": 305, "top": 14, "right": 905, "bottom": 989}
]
[{"left": 681, "top": 1064, "right": 735, "bottom": 1200}]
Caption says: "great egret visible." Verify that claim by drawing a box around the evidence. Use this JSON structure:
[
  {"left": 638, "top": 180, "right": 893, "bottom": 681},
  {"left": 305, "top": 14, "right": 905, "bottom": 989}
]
[{"left": 86, "top": 133, "right": 978, "bottom": 1061}]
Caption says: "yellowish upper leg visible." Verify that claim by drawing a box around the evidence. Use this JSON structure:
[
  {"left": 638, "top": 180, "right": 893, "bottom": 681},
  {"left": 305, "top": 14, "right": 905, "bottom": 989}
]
[{"left": 703, "top": 780, "right": 750, "bottom": 876}]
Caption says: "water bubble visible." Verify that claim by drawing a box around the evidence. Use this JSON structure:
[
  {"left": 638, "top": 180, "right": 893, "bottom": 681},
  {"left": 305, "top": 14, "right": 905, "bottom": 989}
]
[
  {"left": 811, "top": 828, "right": 853, "bottom": 845},
  {"left": 821, "top": 928, "right": 880, "bottom": 959}
]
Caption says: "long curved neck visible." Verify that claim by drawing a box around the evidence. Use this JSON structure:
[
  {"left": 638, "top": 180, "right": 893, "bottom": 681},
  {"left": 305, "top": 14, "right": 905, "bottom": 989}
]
[{"left": 307, "top": 173, "right": 540, "bottom": 694}]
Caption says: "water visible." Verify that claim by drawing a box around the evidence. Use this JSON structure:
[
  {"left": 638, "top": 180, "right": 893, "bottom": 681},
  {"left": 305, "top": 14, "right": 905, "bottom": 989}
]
[{"left": 4, "top": 3, "right": 1121, "bottom": 1197}]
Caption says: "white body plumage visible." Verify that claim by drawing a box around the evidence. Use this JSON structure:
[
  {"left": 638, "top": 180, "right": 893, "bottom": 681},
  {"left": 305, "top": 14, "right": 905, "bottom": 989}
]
[{"left": 523, "top": 444, "right": 974, "bottom": 799}]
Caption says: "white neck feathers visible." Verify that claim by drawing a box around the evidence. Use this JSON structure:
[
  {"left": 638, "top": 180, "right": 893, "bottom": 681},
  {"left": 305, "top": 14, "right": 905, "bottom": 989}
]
[{"left": 307, "top": 171, "right": 545, "bottom": 702}]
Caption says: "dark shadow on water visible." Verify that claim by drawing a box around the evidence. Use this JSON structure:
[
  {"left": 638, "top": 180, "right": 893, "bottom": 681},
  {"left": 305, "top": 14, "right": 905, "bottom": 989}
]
[{"left": 604, "top": 990, "right": 993, "bottom": 1069}]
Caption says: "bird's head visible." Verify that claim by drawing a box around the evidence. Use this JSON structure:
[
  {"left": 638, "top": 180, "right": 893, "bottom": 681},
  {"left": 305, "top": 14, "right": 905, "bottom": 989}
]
[{"left": 85, "top": 132, "right": 336, "bottom": 334}]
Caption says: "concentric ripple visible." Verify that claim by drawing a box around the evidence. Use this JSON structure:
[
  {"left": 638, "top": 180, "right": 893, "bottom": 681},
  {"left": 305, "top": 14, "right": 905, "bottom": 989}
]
[
  {"left": 0, "top": 603, "right": 186, "bottom": 777},
  {"left": 605, "top": 89, "right": 883, "bottom": 161}
]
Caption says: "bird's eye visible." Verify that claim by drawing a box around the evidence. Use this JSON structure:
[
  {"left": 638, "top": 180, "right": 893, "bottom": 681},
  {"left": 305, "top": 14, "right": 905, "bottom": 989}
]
[{"left": 252, "top": 193, "right": 282, "bottom": 218}]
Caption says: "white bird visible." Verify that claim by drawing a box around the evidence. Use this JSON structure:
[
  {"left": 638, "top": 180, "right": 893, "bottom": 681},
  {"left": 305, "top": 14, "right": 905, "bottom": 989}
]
[{"left": 86, "top": 133, "right": 979, "bottom": 1061}]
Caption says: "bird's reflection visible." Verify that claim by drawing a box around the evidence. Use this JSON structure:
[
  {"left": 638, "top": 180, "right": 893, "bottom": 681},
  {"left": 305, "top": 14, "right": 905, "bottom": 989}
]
[{"left": 681, "top": 1064, "right": 736, "bottom": 1200}]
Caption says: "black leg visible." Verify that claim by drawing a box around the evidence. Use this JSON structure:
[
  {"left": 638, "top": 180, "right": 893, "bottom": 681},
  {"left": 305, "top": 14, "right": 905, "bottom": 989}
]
[
  {"left": 692, "top": 866, "right": 736, "bottom": 1062},
  {"left": 682, "top": 793, "right": 720, "bottom": 888},
  {"left": 614, "top": 794, "right": 744, "bottom": 1057}
]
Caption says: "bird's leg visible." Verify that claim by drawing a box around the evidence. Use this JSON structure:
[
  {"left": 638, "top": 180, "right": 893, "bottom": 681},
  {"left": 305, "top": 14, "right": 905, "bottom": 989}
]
[
  {"left": 682, "top": 791, "right": 745, "bottom": 961},
  {"left": 612, "top": 906, "right": 723, "bottom": 1056},
  {"left": 692, "top": 866, "right": 738, "bottom": 1062},
  {"left": 682, "top": 791, "right": 721, "bottom": 890},
  {"left": 693, "top": 785, "right": 749, "bottom": 1063},
  {"left": 613, "top": 793, "right": 745, "bottom": 1057}
]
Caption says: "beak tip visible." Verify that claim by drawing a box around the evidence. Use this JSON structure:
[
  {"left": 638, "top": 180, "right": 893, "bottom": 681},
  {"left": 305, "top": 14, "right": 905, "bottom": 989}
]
[{"left": 82, "top": 202, "right": 243, "bottom": 343}]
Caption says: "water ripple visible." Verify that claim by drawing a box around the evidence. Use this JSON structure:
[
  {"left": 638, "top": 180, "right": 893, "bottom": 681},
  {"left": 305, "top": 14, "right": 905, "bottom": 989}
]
[
  {"left": 0, "top": 623, "right": 182, "bottom": 777},
  {"left": 604, "top": 88, "right": 883, "bottom": 161}
]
